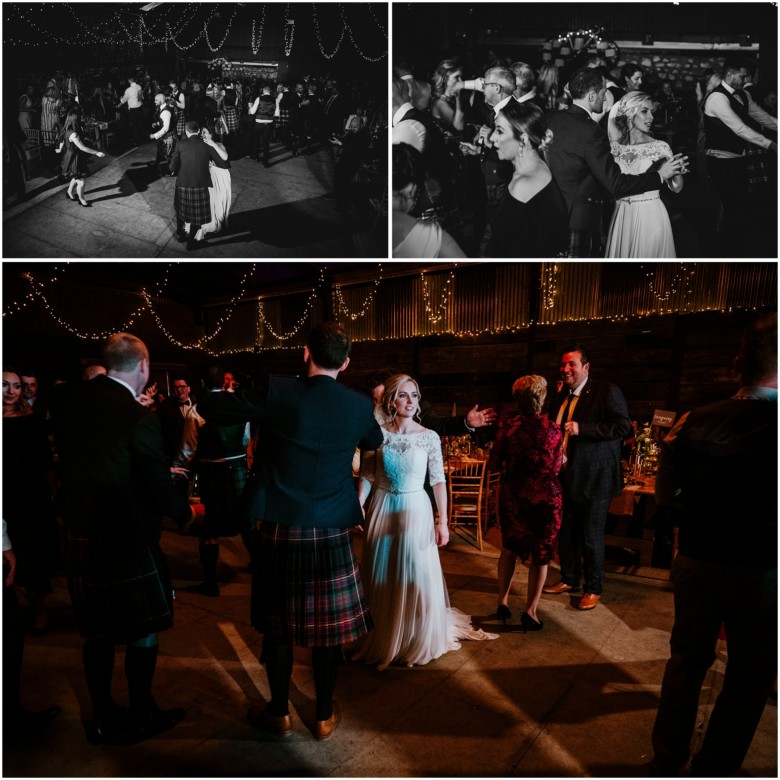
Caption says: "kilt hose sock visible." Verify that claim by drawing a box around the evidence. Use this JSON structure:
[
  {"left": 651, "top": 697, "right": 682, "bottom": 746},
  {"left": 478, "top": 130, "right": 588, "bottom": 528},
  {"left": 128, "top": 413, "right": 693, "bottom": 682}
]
[
  {"left": 125, "top": 644, "right": 158, "bottom": 721},
  {"left": 312, "top": 646, "right": 342, "bottom": 722},
  {"left": 83, "top": 638, "right": 117, "bottom": 723},
  {"left": 199, "top": 542, "right": 219, "bottom": 588},
  {"left": 261, "top": 635, "right": 293, "bottom": 717}
]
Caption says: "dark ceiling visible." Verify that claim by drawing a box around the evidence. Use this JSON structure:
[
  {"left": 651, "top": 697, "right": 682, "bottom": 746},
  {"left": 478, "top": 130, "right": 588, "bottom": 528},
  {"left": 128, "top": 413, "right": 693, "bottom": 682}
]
[{"left": 2, "top": 261, "right": 442, "bottom": 309}]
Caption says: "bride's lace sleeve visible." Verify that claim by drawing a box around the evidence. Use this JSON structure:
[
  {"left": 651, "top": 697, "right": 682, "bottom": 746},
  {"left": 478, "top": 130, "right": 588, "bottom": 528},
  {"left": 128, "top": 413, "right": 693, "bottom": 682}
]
[
  {"left": 424, "top": 430, "right": 446, "bottom": 486},
  {"left": 360, "top": 446, "right": 378, "bottom": 484}
]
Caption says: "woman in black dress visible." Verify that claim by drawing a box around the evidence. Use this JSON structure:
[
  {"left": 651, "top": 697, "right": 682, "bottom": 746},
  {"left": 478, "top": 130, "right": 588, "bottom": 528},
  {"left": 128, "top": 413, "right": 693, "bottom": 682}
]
[
  {"left": 55, "top": 109, "right": 105, "bottom": 207},
  {"left": 488, "top": 101, "right": 568, "bottom": 257}
]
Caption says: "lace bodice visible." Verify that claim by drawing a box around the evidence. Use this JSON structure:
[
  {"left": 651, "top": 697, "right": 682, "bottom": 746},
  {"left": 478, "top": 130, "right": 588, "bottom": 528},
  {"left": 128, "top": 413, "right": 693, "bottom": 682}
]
[
  {"left": 611, "top": 139, "right": 673, "bottom": 177},
  {"left": 363, "top": 428, "right": 445, "bottom": 493}
]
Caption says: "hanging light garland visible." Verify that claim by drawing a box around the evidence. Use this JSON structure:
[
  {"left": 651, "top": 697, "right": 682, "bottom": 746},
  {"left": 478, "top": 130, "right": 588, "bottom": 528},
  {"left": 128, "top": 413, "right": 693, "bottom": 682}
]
[
  {"left": 258, "top": 268, "right": 325, "bottom": 342},
  {"left": 5, "top": 2, "right": 386, "bottom": 61},
  {"left": 283, "top": 4, "right": 295, "bottom": 57},
  {"left": 420, "top": 269, "right": 455, "bottom": 324},
  {"left": 540, "top": 263, "right": 559, "bottom": 316},
  {"left": 142, "top": 263, "right": 257, "bottom": 352},
  {"left": 333, "top": 265, "right": 383, "bottom": 321},
  {"left": 251, "top": 4, "right": 267, "bottom": 55},
  {"left": 340, "top": 4, "right": 387, "bottom": 63},
  {"left": 542, "top": 24, "right": 619, "bottom": 68}
]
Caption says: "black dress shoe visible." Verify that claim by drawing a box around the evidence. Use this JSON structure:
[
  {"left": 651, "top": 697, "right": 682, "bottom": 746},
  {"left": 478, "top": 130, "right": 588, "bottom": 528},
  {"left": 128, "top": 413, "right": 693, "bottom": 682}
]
[
  {"left": 175, "top": 232, "right": 187, "bottom": 243},
  {"left": 5, "top": 705, "right": 62, "bottom": 734},
  {"left": 120, "top": 706, "right": 185, "bottom": 744}
]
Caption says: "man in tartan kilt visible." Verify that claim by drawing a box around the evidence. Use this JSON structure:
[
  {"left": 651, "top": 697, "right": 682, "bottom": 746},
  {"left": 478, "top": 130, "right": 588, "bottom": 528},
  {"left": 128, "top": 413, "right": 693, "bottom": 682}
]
[
  {"left": 57, "top": 333, "right": 201, "bottom": 745},
  {"left": 171, "top": 120, "right": 229, "bottom": 250},
  {"left": 187, "top": 364, "right": 250, "bottom": 598},
  {"left": 149, "top": 92, "right": 177, "bottom": 176},
  {"left": 198, "top": 323, "right": 383, "bottom": 741}
]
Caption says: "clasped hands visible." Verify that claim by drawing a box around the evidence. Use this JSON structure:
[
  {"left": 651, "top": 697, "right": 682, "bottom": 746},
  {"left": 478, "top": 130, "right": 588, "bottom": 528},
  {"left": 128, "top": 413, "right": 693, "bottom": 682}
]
[{"left": 657, "top": 153, "right": 689, "bottom": 180}]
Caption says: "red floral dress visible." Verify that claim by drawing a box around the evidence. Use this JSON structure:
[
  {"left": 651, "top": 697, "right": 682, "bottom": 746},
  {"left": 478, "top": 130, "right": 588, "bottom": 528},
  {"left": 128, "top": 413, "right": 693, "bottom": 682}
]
[{"left": 487, "top": 412, "right": 564, "bottom": 565}]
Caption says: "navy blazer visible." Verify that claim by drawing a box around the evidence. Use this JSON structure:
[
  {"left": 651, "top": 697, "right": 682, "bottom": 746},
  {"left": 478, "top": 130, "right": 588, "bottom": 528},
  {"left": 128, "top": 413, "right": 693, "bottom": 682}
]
[
  {"left": 548, "top": 378, "right": 630, "bottom": 503},
  {"left": 57, "top": 375, "right": 192, "bottom": 548},
  {"left": 544, "top": 104, "right": 663, "bottom": 232},
  {"left": 171, "top": 135, "right": 224, "bottom": 188},
  {"left": 198, "top": 374, "right": 384, "bottom": 529}
]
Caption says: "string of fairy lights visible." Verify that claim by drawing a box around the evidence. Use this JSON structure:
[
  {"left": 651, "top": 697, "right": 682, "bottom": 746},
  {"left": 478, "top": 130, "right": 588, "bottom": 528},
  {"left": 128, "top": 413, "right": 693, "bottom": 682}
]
[
  {"left": 420, "top": 270, "right": 455, "bottom": 324},
  {"left": 333, "top": 265, "right": 383, "bottom": 321},
  {"left": 3, "top": 3, "right": 387, "bottom": 62},
  {"left": 4, "top": 264, "right": 774, "bottom": 354}
]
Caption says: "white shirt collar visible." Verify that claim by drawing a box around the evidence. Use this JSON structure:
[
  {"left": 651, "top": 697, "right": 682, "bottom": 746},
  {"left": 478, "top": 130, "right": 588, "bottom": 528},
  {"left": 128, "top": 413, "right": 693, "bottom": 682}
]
[
  {"left": 516, "top": 90, "right": 537, "bottom": 103},
  {"left": 107, "top": 375, "right": 137, "bottom": 397},
  {"left": 392, "top": 101, "right": 414, "bottom": 127},
  {"left": 571, "top": 377, "right": 588, "bottom": 396},
  {"left": 492, "top": 94, "right": 516, "bottom": 117}
]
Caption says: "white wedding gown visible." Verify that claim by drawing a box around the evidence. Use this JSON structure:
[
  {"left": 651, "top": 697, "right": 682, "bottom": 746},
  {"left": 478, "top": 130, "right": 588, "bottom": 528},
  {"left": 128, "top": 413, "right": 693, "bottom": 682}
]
[
  {"left": 355, "top": 428, "right": 497, "bottom": 670},
  {"left": 605, "top": 139, "right": 677, "bottom": 258}
]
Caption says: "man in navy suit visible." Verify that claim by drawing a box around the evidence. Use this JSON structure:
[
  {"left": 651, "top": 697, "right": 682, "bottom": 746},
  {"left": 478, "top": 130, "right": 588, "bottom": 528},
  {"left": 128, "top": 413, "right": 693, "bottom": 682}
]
[
  {"left": 545, "top": 67, "right": 686, "bottom": 257},
  {"left": 198, "top": 323, "right": 383, "bottom": 741},
  {"left": 543, "top": 344, "right": 630, "bottom": 610},
  {"left": 170, "top": 121, "right": 228, "bottom": 250}
]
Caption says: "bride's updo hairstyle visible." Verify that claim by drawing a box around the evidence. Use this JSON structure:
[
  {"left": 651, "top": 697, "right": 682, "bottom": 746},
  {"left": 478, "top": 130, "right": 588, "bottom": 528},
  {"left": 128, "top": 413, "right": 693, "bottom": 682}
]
[
  {"left": 511, "top": 374, "right": 547, "bottom": 415},
  {"left": 499, "top": 100, "right": 554, "bottom": 154},
  {"left": 381, "top": 373, "right": 423, "bottom": 423},
  {"left": 612, "top": 91, "right": 653, "bottom": 142}
]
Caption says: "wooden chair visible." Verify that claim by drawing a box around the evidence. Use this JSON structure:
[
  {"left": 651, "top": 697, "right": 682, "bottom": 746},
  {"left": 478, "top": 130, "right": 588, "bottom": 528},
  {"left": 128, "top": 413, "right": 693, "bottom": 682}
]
[
  {"left": 447, "top": 457, "right": 486, "bottom": 551},
  {"left": 483, "top": 470, "right": 501, "bottom": 533}
]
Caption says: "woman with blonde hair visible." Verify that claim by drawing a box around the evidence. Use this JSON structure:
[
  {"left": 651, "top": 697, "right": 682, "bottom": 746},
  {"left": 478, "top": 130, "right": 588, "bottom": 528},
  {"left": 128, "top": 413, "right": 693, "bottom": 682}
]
[
  {"left": 604, "top": 91, "right": 685, "bottom": 257},
  {"left": 487, "top": 375, "right": 563, "bottom": 632},
  {"left": 536, "top": 63, "right": 560, "bottom": 112},
  {"left": 356, "top": 373, "right": 496, "bottom": 669},
  {"left": 430, "top": 59, "right": 465, "bottom": 134}
]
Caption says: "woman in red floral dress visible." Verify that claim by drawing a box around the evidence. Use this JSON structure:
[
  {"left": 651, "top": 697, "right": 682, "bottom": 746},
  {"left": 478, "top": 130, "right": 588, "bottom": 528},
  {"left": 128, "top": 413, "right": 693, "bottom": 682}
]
[{"left": 487, "top": 375, "right": 563, "bottom": 632}]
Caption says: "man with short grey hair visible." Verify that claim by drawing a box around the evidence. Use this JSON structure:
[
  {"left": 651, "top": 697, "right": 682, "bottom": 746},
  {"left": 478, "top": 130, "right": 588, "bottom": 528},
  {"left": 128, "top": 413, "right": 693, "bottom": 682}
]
[{"left": 57, "top": 332, "right": 200, "bottom": 745}]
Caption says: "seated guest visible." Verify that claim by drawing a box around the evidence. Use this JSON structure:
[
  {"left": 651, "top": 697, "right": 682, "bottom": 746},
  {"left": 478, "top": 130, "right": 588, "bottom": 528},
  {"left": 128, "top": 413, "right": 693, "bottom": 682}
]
[
  {"left": 392, "top": 143, "right": 465, "bottom": 258},
  {"left": 488, "top": 101, "right": 568, "bottom": 257}
]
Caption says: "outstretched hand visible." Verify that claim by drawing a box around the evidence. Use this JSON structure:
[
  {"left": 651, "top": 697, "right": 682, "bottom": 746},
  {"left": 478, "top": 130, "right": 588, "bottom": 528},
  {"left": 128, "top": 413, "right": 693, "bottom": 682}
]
[
  {"left": 435, "top": 524, "right": 450, "bottom": 547},
  {"left": 466, "top": 404, "right": 497, "bottom": 428}
]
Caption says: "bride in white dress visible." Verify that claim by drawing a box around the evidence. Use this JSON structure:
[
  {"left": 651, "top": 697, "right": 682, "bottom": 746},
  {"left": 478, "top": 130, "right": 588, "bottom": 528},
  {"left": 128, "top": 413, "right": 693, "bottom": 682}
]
[
  {"left": 605, "top": 92, "right": 685, "bottom": 258},
  {"left": 355, "top": 374, "right": 497, "bottom": 671}
]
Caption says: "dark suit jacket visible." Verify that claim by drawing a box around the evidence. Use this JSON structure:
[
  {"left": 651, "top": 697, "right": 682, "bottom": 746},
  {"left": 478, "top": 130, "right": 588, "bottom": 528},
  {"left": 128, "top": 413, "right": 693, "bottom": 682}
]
[
  {"left": 57, "top": 375, "right": 191, "bottom": 548},
  {"left": 544, "top": 104, "right": 663, "bottom": 232},
  {"left": 171, "top": 135, "right": 224, "bottom": 188},
  {"left": 548, "top": 378, "right": 630, "bottom": 503},
  {"left": 198, "top": 373, "right": 383, "bottom": 528},
  {"left": 655, "top": 393, "right": 777, "bottom": 568}
]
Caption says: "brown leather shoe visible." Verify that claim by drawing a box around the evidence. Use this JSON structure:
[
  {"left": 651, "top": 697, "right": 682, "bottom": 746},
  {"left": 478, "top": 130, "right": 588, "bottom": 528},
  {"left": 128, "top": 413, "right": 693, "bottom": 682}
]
[
  {"left": 314, "top": 702, "right": 341, "bottom": 741},
  {"left": 578, "top": 593, "right": 601, "bottom": 610},
  {"left": 247, "top": 705, "right": 292, "bottom": 737},
  {"left": 543, "top": 581, "right": 579, "bottom": 595}
]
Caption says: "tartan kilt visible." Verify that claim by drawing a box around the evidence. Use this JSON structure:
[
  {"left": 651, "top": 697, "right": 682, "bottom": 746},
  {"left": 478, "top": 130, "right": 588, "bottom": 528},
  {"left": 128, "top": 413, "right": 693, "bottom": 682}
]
[
  {"left": 65, "top": 534, "right": 173, "bottom": 643},
  {"left": 745, "top": 146, "right": 771, "bottom": 194},
  {"left": 252, "top": 522, "right": 373, "bottom": 647},
  {"left": 197, "top": 458, "right": 248, "bottom": 538},
  {"left": 176, "top": 111, "right": 187, "bottom": 138},
  {"left": 222, "top": 106, "right": 240, "bottom": 133},
  {"left": 276, "top": 108, "right": 290, "bottom": 128},
  {"left": 174, "top": 186, "right": 211, "bottom": 224},
  {"left": 156, "top": 135, "right": 177, "bottom": 165}
]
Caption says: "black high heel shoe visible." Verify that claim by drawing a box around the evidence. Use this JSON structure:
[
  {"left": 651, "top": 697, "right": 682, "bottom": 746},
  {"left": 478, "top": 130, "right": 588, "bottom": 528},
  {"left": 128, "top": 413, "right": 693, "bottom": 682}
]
[
  {"left": 79, "top": 200, "right": 92, "bottom": 208},
  {"left": 496, "top": 604, "right": 512, "bottom": 625},
  {"left": 65, "top": 191, "right": 76, "bottom": 201},
  {"left": 520, "top": 612, "right": 543, "bottom": 633}
]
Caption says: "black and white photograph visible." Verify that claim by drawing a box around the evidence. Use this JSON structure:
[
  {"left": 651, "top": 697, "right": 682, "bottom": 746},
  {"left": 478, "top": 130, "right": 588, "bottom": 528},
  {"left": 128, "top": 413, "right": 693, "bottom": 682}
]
[
  {"left": 3, "top": 2, "right": 388, "bottom": 257},
  {"left": 391, "top": 2, "right": 777, "bottom": 259}
]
